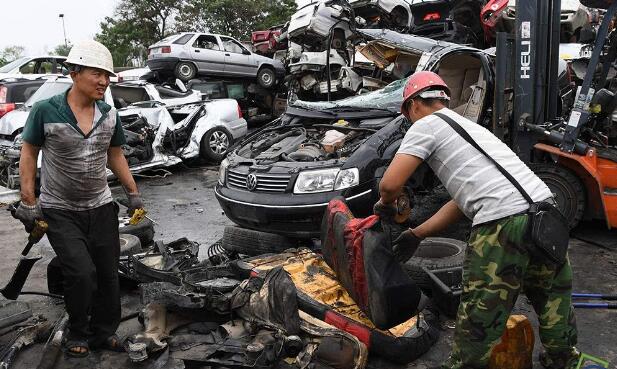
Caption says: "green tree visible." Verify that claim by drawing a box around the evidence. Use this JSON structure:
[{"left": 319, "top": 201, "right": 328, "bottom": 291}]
[
  {"left": 178, "top": 0, "right": 296, "bottom": 40},
  {"left": 96, "top": 0, "right": 185, "bottom": 67},
  {"left": 0, "top": 45, "right": 25, "bottom": 66},
  {"left": 53, "top": 43, "right": 72, "bottom": 56}
]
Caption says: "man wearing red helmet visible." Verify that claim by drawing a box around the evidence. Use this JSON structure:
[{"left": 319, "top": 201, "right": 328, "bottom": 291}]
[{"left": 374, "top": 71, "right": 579, "bottom": 369}]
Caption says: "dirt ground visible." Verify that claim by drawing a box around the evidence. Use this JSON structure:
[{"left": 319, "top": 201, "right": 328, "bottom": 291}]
[{"left": 0, "top": 164, "right": 615, "bottom": 369}]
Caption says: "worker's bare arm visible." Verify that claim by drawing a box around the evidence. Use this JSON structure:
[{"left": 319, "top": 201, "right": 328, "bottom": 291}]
[
  {"left": 379, "top": 153, "right": 423, "bottom": 204},
  {"left": 107, "top": 146, "right": 138, "bottom": 194},
  {"left": 413, "top": 200, "right": 465, "bottom": 238},
  {"left": 19, "top": 142, "right": 40, "bottom": 205}
]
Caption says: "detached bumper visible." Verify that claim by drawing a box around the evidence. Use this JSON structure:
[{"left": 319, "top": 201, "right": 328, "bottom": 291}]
[
  {"left": 146, "top": 57, "right": 180, "bottom": 72},
  {"left": 215, "top": 185, "right": 375, "bottom": 238}
]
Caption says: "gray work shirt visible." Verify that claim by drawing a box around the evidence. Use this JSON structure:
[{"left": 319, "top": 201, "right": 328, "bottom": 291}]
[{"left": 21, "top": 90, "right": 126, "bottom": 211}]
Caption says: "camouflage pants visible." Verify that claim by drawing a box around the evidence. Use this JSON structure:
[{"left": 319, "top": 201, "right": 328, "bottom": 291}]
[{"left": 442, "top": 214, "right": 578, "bottom": 369}]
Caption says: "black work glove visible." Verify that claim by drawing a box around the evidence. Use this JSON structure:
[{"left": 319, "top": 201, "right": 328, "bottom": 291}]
[
  {"left": 126, "top": 192, "right": 145, "bottom": 216},
  {"left": 392, "top": 228, "right": 423, "bottom": 263},
  {"left": 14, "top": 200, "right": 44, "bottom": 232},
  {"left": 373, "top": 200, "right": 397, "bottom": 222}
]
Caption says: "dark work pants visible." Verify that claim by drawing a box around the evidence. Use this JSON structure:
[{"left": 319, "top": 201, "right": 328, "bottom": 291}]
[{"left": 42, "top": 202, "right": 121, "bottom": 345}]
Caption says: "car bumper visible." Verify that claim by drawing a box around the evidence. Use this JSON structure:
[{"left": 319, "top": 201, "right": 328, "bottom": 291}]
[
  {"left": 146, "top": 57, "right": 180, "bottom": 72},
  {"left": 215, "top": 184, "right": 375, "bottom": 238}
]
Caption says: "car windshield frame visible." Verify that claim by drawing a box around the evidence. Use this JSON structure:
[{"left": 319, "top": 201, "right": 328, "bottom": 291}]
[
  {"left": 25, "top": 80, "right": 72, "bottom": 107},
  {"left": 0, "top": 57, "right": 30, "bottom": 73},
  {"left": 291, "top": 77, "right": 409, "bottom": 113}
]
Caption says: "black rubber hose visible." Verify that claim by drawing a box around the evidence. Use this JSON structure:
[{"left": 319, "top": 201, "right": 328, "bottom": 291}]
[{"left": 19, "top": 291, "right": 63, "bottom": 299}]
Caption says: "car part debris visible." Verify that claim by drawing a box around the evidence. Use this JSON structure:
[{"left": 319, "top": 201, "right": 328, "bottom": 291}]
[
  {"left": 36, "top": 313, "right": 68, "bottom": 369},
  {"left": 321, "top": 196, "right": 423, "bottom": 329},
  {"left": 119, "top": 238, "right": 200, "bottom": 284},
  {"left": 0, "top": 317, "right": 50, "bottom": 369},
  {"left": 0, "top": 301, "right": 32, "bottom": 331}
]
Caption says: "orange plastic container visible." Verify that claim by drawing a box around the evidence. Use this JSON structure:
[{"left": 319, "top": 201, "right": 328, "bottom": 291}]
[{"left": 489, "top": 315, "right": 535, "bottom": 369}]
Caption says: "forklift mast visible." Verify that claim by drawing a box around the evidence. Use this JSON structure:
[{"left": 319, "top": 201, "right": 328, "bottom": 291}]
[{"left": 494, "top": 0, "right": 562, "bottom": 161}]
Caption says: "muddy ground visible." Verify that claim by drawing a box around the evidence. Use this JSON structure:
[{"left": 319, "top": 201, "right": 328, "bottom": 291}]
[{"left": 0, "top": 164, "right": 615, "bottom": 368}]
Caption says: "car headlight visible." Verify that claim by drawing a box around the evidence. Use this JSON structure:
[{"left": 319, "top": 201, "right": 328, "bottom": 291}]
[
  {"left": 293, "top": 167, "right": 359, "bottom": 194},
  {"left": 218, "top": 159, "right": 229, "bottom": 185}
]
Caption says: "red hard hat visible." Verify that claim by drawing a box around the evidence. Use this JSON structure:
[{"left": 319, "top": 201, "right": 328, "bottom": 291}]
[{"left": 401, "top": 71, "right": 451, "bottom": 119}]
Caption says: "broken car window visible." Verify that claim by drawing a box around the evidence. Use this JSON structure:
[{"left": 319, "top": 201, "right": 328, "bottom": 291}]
[
  {"left": 194, "top": 35, "right": 220, "bottom": 51},
  {"left": 220, "top": 37, "right": 248, "bottom": 54}
]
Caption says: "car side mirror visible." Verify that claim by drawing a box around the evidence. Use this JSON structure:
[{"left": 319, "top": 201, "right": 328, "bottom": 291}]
[{"left": 242, "top": 49, "right": 251, "bottom": 55}]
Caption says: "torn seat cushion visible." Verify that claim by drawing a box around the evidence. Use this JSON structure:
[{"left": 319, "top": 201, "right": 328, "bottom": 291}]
[{"left": 321, "top": 197, "right": 422, "bottom": 329}]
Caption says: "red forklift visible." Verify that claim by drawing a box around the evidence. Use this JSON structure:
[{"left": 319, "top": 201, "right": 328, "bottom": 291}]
[{"left": 493, "top": 0, "right": 617, "bottom": 229}]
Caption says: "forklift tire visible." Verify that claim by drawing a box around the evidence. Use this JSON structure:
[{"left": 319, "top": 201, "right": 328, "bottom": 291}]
[
  {"left": 221, "top": 225, "right": 297, "bottom": 256},
  {"left": 200, "top": 128, "right": 232, "bottom": 163},
  {"left": 529, "top": 163, "right": 586, "bottom": 229},
  {"left": 403, "top": 238, "right": 467, "bottom": 293}
]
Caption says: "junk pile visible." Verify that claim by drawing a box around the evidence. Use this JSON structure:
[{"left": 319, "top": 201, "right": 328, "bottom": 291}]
[{"left": 120, "top": 197, "right": 440, "bottom": 367}]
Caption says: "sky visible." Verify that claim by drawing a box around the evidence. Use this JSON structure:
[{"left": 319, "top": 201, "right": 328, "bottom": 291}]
[{"left": 1, "top": 0, "right": 311, "bottom": 56}]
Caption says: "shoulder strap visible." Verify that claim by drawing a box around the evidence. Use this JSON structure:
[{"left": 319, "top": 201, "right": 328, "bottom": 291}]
[{"left": 433, "top": 112, "right": 534, "bottom": 205}]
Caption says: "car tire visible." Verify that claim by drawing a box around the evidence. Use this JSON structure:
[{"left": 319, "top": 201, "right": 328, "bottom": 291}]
[
  {"left": 529, "top": 163, "right": 586, "bottom": 229},
  {"left": 257, "top": 67, "right": 276, "bottom": 89},
  {"left": 221, "top": 225, "right": 298, "bottom": 256},
  {"left": 174, "top": 61, "right": 197, "bottom": 82},
  {"left": 119, "top": 217, "right": 155, "bottom": 247},
  {"left": 200, "top": 128, "right": 232, "bottom": 163},
  {"left": 403, "top": 238, "right": 467, "bottom": 293},
  {"left": 119, "top": 234, "right": 142, "bottom": 256}
]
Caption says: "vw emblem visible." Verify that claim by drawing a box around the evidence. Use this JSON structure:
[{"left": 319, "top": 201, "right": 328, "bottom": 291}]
[{"left": 246, "top": 174, "right": 258, "bottom": 191}]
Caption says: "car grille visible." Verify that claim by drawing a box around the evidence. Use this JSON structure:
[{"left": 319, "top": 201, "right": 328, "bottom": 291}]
[{"left": 227, "top": 169, "right": 291, "bottom": 193}]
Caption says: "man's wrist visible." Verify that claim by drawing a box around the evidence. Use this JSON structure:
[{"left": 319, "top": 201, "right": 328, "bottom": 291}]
[
  {"left": 410, "top": 227, "right": 426, "bottom": 239},
  {"left": 20, "top": 193, "right": 36, "bottom": 206}
]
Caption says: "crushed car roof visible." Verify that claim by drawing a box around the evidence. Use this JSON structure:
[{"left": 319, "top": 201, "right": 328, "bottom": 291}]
[{"left": 357, "top": 28, "right": 464, "bottom": 53}]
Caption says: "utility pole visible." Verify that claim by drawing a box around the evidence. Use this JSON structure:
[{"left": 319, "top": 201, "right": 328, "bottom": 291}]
[{"left": 59, "top": 14, "right": 67, "bottom": 47}]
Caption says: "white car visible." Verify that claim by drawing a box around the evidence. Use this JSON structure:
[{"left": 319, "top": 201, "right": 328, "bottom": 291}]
[
  {"left": 288, "top": 0, "right": 355, "bottom": 49},
  {"left": 0, "top": 56, "right": 68, "bottom": 80},
  {"left": 111, "top": 66, "right": 152, "bottom": 83},
  {"left": 0, "top": 77, "right": 247, "bottom": 188},
  {"left": 110, "top": 80, "right": 202, "bottom": 108},
  {"left": 349, "top": 0, "right": 413, "bottom": 30}
]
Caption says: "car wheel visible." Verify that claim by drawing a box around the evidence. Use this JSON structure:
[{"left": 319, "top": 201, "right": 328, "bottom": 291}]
[
  {"left": 403, "top": 238, "right": 467, "bottom": 293},
  {"left": 257, "top": 67, "right": 276, "bottom": 89},
  {"left": 200, "top": 128, "right": 231, "bottom": 162},
  {"left": 119, "top": 216, "right": 155, "bottom": 247},
  {"left": 174, "top": 61, "right": 197, "bottom": 82},
  {"left": 221, "top": 225, "right": 298, "bottom": 256},
  {"left": 119, "top": 234, "right": 142, "bottom": 256},
  {"left": 391, "top": 7, "right": 409, "bottom": 29},
  {"left": 529, "top": 163, "right": 586, "bottom": 229}
]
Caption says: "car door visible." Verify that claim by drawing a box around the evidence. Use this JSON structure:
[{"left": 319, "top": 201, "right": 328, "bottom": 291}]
[
  {"left": 219, "top": 36, "right": 257, "bottom": 77},
  {"left": 189, "top": 34, "right": 227, "bottom": 75}
]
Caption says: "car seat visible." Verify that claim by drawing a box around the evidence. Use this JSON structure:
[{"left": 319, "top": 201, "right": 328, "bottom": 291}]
[{"left": 436, "top": 54, "right": 481, "bottom": 111}]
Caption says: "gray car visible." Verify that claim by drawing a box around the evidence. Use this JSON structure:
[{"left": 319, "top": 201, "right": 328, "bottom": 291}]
[{"left": 146, "top": 33, "right": 286, "bottom": 88}]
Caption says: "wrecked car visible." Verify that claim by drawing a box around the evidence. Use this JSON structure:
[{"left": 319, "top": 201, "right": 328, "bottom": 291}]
[
  {"left": 349, "top": 0, "right": 413, "bottom": 31},
  {"left": 109, "top": 79, "right": 202, "bottom": 107},
  {"left": 288, "top": 0, "right": 356, "bottom": 50},
  {"left": 251, "top": 25, "right": 288, "bottom": 56},
  {"left": 0, "top": 77, "right": 247, "bottom": 189},
  {"left": 146, "top": 32, "right": 286, "bottom": 88},
  {"left": 0, "top": 56, "right": 68, "bottom": 80},
  {"left": 409, "top": 0, "right": 483, "bottom": 47},
  {"left": 216, "top": 28, "right": 577, "bottom": 237},
  {"left": 0, "top": 78, "right": 45, "bottom": 119},
  {"left": 483, "top": 0, "right": 590, "bottom": 43}
]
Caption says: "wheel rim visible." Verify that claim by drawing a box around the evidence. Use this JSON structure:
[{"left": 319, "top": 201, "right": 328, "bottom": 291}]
[
  {"left": 261, "top": 72, "right": 272, "bottom": 85},
  {"left": 209, "top": 131, "right": 229, "bottom": 154},
  {"left": 179, "top": 64, "right": 192, "bottom": 77}
]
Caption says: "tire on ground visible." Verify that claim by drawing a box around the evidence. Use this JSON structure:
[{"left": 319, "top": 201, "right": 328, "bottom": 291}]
[
  {"left": 174, "top": 61, "right": 197, "bottom": 82},
  {"left": 257, "top": 67, "right": 276, "bottom": 89},
  {"left": 529, "top": 163, "right": 586, "bottom": 229},
  {"left": 119, "top": 234, "right": 142, "bottom": 256},
  {"left": 403, "top": 237, "right": 467, "bottom": 293},
  {"left": 221, "top": 225, "right": 297, "bottom": 256},
  {"left": 119, "top": 217, "right": 155, "bottom": 247},
  {"left": 200, "top": 128, "right": 232, "bottom": 163}
]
